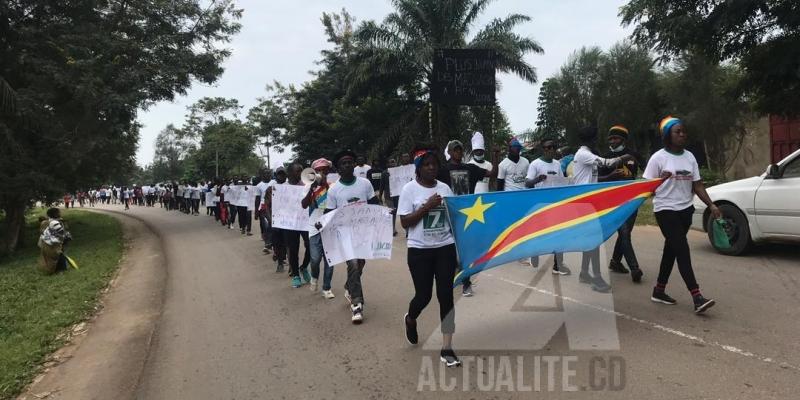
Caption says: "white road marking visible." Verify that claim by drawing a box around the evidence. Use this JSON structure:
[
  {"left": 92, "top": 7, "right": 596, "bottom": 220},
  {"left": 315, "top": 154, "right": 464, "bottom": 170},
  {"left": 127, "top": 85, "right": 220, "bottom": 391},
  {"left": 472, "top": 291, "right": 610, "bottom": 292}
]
[{"left": 484, "top": 272, "right": 800, "bottom": 371}]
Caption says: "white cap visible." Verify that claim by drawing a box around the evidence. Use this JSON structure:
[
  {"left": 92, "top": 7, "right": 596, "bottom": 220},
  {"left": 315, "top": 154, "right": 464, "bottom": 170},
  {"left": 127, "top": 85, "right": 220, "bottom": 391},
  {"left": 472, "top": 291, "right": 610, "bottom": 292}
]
[{"left": 471, "top": 131, "right": 485, "bottom": 151}]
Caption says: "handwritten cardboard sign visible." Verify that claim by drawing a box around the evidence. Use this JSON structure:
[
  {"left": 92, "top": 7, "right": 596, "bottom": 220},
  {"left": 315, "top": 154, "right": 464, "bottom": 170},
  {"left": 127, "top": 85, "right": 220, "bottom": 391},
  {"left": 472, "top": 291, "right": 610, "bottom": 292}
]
[{"left": 319, "top": 203, "right": 393, "bottom": 265}]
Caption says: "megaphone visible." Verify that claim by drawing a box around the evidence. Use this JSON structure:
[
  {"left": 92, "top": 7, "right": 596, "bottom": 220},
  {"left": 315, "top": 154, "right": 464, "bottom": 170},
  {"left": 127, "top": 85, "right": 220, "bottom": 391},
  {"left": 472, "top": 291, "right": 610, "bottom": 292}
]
[{"left": 301, "top": 168, "right": 318, "bottom": 185}]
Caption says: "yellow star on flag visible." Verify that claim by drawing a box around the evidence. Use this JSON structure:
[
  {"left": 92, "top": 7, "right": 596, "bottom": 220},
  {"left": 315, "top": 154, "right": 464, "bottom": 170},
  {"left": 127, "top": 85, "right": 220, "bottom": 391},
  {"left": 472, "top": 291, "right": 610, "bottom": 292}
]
[{"left": 459, "top": 196, "right": 495, "bottom": 230}]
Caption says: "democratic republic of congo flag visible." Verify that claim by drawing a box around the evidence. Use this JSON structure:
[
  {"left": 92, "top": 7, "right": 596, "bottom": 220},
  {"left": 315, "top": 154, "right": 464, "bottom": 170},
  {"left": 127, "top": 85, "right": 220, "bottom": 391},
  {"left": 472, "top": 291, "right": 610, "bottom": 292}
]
[{"left": 444, "top": 179, "right": 663, "bottom": 286}]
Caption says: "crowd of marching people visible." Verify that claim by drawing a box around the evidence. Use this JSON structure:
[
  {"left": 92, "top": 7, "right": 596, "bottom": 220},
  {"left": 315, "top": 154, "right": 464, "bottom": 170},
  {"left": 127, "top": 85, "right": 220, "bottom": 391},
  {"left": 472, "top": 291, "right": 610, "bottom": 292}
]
[{"left": 102, "top": 116, "right": 718, "bottom": 367}]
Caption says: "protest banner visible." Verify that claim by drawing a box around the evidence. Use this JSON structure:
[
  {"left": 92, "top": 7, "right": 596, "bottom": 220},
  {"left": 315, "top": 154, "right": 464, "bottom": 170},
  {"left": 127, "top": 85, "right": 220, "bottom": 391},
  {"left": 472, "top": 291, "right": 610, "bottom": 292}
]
[
  {"left": 319, "top": 203, "right": 393, "bottom": 266},
  {"left": 388, "top": 164, "right": 415, "bottom": 196},
  {"left": 271, "top": 184, "right": 309, "bottom": 231},
  {"left": 431, "top": 48, "right": 496, "bottom": 106}
]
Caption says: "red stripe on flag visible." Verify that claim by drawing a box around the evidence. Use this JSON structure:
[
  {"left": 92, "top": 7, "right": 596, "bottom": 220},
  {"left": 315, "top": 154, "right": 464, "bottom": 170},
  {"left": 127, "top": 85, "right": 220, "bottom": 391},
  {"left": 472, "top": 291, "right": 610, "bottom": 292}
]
[{"left": 473, "top": 180, "right": 661, "bottom": 266}]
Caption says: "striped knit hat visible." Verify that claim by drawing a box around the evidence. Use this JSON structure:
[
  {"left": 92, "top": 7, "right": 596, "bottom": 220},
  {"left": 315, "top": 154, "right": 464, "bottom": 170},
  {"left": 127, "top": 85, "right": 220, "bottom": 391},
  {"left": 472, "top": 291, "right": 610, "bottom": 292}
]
[
  {"left": 608, "top": 125, "right": 629, "bottom": 140},
  {"left": 659, "top": 116, "right": 682, "bottom": 140}
]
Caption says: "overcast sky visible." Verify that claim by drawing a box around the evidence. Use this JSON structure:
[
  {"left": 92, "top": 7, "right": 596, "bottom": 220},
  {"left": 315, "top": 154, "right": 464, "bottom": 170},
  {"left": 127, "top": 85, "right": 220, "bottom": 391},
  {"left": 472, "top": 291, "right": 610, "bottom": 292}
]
[{"left": 135, "top": 0, "right": 632, "bottom": 167}]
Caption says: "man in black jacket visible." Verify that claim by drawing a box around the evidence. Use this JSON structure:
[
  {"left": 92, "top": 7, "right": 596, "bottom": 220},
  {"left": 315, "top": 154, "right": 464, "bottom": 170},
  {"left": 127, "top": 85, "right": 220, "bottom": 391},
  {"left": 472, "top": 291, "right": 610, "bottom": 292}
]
[{"left": 599, "top": 125, "right": 645, "bottom": 283}]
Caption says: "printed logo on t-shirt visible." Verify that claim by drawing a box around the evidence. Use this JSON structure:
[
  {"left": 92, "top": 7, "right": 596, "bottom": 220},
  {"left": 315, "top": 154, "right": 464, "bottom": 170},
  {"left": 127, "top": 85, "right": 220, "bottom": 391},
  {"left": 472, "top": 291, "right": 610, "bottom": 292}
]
[
  {"left": 347, "top": 197, "right": 361, "bottom": 204},
  {"left": 449, "top": 170, "right": 470, "bottom": 195},
  {"left": 675, "top": 169, "right": 693, "bottom": 180},
  {"left": 421, "top": 205, "right": 449, "bottom": 241}
]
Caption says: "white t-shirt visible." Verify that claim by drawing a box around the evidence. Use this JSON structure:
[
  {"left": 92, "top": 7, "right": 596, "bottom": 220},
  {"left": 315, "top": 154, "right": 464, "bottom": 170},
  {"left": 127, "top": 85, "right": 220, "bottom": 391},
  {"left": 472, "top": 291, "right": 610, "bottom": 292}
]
[
  {"left": 572, "top": 146, "right": 621, "bottom": 185},
  {"left": 643, "top": 149, "right": 701, "bottom": 212},
  {"left": 246, "top": 185, "right": 257, "bottom": 211},
  {"left": 398, "top": 180, "right": 455, "bottom": 249},
  {"left": 353, "top": 165, "right": 371, "bottom": 180},
  {"left": 469, "top": 159, "right": 493, "bottom": 193},
  {"left": 327, "top": 177, "right": 375, "bottom": 209},
  {"left": 192, "top": 186, "right": 201, "bottom": 199},
  {"left": 527, "top": 158, "right": 567, "bottom": 188},
  {"left": 498, "top": 157, "right": 530, "bottom": 191}
]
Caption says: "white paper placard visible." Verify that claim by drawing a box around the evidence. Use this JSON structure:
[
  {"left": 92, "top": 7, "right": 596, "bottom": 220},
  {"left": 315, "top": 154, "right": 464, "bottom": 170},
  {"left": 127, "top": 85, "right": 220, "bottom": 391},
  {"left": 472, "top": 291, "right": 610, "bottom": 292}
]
[
  {"left": 319, "top": 203, "right": 393, "bottom": 265},
  {"left": 271, "top": 184, "right": 310, "bottom": 231}
]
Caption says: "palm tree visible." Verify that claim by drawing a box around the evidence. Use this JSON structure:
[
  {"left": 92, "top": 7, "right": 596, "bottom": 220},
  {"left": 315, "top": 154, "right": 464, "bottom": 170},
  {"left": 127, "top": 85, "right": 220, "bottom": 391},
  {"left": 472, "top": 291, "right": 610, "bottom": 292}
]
[{"left": 349, "top": 0, "right": 543, "bottom": 148}]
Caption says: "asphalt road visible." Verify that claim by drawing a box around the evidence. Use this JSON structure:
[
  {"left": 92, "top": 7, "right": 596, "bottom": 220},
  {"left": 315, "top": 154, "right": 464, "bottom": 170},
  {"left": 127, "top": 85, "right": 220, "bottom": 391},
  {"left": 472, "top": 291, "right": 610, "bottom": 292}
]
[{"left": 51, "top": 204, "right": 800, "bottom": 399}]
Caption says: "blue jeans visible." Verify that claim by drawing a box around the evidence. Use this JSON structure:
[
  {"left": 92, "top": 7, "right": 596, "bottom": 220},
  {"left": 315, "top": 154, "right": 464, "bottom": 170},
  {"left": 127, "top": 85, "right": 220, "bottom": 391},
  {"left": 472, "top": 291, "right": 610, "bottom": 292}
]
[{"left": 309, "top": 234, "right": 334, "bottom": 290}]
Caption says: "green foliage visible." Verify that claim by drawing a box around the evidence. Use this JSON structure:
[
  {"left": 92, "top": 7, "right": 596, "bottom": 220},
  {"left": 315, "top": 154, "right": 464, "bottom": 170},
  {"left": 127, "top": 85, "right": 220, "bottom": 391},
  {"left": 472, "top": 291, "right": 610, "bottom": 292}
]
[
  {"left": 620, "top": 0, "right": 800, "bottom": 115},
  {"left": 349, "top": 0, "right": 543, "bottom": 149},
  {"left": 0, "top": 0, "right": 241, "bottom": 251},
  {"left": 0, "top": 210, "right": 123, "bottom": 398},
  {"left": 535, "top": 42, "right": 661, "bottom": 152}
]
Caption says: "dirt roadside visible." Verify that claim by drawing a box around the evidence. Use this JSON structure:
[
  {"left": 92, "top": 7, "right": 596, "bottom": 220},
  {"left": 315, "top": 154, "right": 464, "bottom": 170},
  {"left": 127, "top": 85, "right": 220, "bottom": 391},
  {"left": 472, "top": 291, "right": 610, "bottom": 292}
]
[{"left": 17, "top": 210, "right": 166, "bottom": 400}]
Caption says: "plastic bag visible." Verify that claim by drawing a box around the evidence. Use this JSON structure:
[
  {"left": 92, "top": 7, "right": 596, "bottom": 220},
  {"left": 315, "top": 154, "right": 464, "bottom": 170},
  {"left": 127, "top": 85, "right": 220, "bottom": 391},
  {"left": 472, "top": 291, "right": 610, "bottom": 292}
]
[{"left": 711, "top": 219, "right": 731, "bottom": 249}]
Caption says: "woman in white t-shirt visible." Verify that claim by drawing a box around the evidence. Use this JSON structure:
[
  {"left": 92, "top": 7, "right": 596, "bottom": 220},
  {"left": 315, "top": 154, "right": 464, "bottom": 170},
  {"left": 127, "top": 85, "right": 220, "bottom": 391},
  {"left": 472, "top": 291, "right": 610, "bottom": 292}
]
[
  {"left": 398, "top": 148, "right": 461, "bottom": 368},
  {"left": 643, "top": 117, "right": 720, "bottom": 314}
]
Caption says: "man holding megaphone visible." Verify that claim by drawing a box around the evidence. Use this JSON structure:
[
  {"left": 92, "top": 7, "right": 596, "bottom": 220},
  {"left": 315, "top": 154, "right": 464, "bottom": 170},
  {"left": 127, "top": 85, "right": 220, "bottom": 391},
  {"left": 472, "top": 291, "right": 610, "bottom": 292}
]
[{"left": 302, "top": 158, "right": 337, "bottom": 299}]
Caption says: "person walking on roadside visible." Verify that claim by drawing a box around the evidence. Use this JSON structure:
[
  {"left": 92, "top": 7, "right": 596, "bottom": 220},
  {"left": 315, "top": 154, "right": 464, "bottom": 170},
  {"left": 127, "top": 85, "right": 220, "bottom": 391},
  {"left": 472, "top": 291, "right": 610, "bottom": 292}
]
[
  {"left": 280, "top": 163, "right": 312, "bottom": 288},
  {"left": 302, "top": 158, "right": 336, "bottom": 299},
  {"left": 326, "top": 150, "right": 379, "bottom": 324},
  {"left": 643, "top": 117, "right": 718, "bottom": 314},
  {"left": 399, "top": 147, "right": 461, "bottom": 367},
  {"left": 572, "top": 127, "right": 635, "bottom": 293},
  {"left": 254, "top": 170, "right": 274, "bottom": 254},
  {"left": 265, "top": 168, "right": 288, "bottom": 272},
  {"left": 599, "top": 125, "right": 645, "bottom": 283}
]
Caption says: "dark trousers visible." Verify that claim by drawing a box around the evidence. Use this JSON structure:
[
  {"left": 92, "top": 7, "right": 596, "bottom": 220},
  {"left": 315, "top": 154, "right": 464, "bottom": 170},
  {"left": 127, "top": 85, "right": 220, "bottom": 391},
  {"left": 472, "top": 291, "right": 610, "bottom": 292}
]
[
  {"left": 191, "top": 199, "right": 200, "bottom": 214},
  {"left": 391, "top": 196, "right": 399, "bottom": 233},
  {"left": 581, "top": 247, "right": 602, "bottom": 276},
  {"left": 272, "top": 227, "right": 286, "bottom": 262},
  {"left": 228, "top": 203, "right": 238, "bottom": 226},
  {"left": 345, "top": 259, "right": 366, "bottom": 305},
  {"left": 612, "top": 211, "right": 640, "bottom": 268},
  {"left": 259, "top": 214, "right": 271, "bottom": 246},
  {"left": 407, "top": 244, "right": 457, "bottom": 334},
  {"left": 237, "top": 206, "right": 248, "bottom": 231},
  {"left": 654, "top": 207, "right": 699, "bottom": 291},
  {"left": 284, "top": 229, "right": 310, "bottom": 277}
]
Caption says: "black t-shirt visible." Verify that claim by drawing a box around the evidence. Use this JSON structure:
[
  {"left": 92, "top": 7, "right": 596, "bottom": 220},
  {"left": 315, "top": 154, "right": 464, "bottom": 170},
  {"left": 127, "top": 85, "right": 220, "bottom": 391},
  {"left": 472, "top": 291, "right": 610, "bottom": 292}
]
[
  {"left": 437, "top": 162, "right": 487, "bottom": 195},
  {"left": 367, "top": 168, "right": 384, "bottom": 192},
  {"left": 599, "top": 147, "right": 643, "bottom": 181}
]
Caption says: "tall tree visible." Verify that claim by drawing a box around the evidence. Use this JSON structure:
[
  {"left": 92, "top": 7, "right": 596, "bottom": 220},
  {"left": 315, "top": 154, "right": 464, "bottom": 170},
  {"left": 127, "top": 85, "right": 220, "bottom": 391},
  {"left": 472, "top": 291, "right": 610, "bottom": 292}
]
[
  {"left": 620, "top": 0, "right": 800, "bottom": 115},
  {"left": 0, "top": 0, "right": 241, "bottom": 253},
  {"left": 351, "top": 0, "right": 543, "bottom": 148}
]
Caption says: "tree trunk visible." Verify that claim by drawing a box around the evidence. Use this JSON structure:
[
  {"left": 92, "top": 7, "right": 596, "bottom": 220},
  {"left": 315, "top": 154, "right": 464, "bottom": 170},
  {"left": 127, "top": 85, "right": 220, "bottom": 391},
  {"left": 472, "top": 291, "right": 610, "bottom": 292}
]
[{"left": 1, "top": 201, "right": 27, "bottom": 254}]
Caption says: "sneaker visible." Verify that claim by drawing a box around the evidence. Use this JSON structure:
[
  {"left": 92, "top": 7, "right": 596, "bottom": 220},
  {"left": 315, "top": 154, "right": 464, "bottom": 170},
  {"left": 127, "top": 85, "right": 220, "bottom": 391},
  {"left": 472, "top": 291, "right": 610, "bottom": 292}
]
[
  {"left": 651, "top": 290, "right": 677, "bottom": 305},
  {"left": 440, "top": 349, "right": 462, "bottom": 368},
  {"left": 309, "top": 278, "right": 318, "bottom": 292},
  {"left": 404, "top": 313, "right": 418, "bottom": 345},
  {"left": 591, "top": 277, "right": 612, "bottom": 293},
  {"left": 291, "top": 276, "right": 302, "bottom": 288},
  {"left": 276, "top": 261, "right": 285, "bottom": 273},
  {"left": 609, "top": 259, "right": 629, "bottom": 274},
  {"left": 462, "top": 284, "right": 474, "bottom": 297},
  {"left": 693, "top": 296, "right": 716, "bottom": 314},
  {"left": 579, "top": 272, "right": 593, "bottom": 284},
  {"left": 630, "top": 268, "right": 643, "bottom": 283},
  {"left": 529, "top": 257, "right": 539, "bottom": 268},
  {"left": 262, "top": 246, "right": 271, "bottom": 254},
  {"left": 344, "top": 290, "right": 352, "bottom": 305},
  {"left": 240, "top": 229, "right": 246, "bottom": 235},
  {"left": 351, "top": 304, "right": 363, "bottom": 324},
  {"left": 246, "top": 232, "right": 253, "bottom": 236},
  {"left": 322, "top": 290, "right": 335, "bottom": 299},
  {"left": 552, "top": 265, "right": 571, "bottom": 275},
  {"left": 300, "top": 269, "right": 311, "bottom": 284}
]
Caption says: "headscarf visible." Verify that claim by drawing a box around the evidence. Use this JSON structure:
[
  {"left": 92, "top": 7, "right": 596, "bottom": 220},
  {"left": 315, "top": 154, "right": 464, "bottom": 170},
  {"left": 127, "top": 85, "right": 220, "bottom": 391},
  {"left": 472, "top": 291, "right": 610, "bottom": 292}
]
[
  {"left": 659, "top": 116, "right": 681, "bottom": 140},
  {"left": 311, "top": 158, "right": 332, "bottom": 170},
  {"left": 413, "top": 149, "right": 435, "bottom": 169}
]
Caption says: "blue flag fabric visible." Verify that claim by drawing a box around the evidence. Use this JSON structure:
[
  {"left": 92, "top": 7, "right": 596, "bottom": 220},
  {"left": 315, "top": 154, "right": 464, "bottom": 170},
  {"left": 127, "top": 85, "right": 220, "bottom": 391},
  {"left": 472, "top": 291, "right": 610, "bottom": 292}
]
[{"left": 443, "top": 179, "right": 663, "bottom": 286}]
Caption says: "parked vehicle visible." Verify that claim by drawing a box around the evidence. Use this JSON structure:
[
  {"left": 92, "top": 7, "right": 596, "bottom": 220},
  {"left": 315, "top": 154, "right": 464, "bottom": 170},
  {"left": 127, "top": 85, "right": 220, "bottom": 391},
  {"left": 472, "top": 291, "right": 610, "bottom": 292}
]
[{"left": 692, "top": 149, "right": 800, "bottom": 255}]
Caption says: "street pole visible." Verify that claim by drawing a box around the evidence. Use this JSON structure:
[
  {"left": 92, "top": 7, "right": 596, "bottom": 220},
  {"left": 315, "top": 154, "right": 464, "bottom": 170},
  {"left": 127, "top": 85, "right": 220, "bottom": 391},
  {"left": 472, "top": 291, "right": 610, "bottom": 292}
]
[{"left": 215, "top": 149, "right": 219, "bottom": 177}]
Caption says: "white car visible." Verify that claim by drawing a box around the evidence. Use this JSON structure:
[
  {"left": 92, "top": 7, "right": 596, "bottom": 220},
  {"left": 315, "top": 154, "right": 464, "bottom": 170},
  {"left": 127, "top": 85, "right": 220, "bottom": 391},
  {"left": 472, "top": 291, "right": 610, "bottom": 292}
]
[{"left": 692, "top": 148, "right": 800, "bottom": 255}]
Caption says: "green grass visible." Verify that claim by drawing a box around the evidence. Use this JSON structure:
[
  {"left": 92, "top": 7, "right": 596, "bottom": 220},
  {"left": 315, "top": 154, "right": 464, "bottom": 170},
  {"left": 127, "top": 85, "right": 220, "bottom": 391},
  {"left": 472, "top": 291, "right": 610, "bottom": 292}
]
[
  {"left": 636, "top": 198, "right": 657, "bottom": 226},
  {"left": 0, "top": 209, "right": 123, "bottom": 399}
]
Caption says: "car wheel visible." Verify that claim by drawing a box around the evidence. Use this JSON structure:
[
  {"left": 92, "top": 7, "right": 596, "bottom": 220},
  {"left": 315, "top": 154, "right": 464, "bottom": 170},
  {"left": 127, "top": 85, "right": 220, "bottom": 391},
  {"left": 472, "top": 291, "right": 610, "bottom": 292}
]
[{"left": 707, "top": 203, "right": 752, "bottom": 256}]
